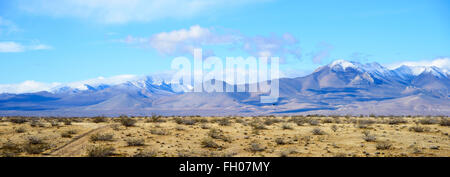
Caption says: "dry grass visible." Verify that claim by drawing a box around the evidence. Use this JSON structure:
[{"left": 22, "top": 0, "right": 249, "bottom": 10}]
[
  {"left": 90, "top": 132, "right": 114, "bottom": 142},
  {"left": 133, "top": 148, "right": 158, "bottom": 157},
  {"left": 201, "top": 138, "right": 221, "bottom": 149},
  {"left": 311, "top": 128, "right": 326, "bottom": 135},
  {"left": 125, "top": 138, "right": 145, "bottom": 146},
  {"left": 87, "top": 145, "right": 115, "bottom": 157}
]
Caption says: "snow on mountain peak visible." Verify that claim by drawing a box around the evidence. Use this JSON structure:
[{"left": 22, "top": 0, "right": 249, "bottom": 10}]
[
  {"left": 394, "top": 65, "right": 446, "bottom": 78},
  {"left": 57, "top": 75, "right": 141, "bottom": 91},
  {"left": 328, "top": 60, "right": 391, "bottom": 75},
  {"left": 329, "top": 60, "right": 359, "bottom": 70}
]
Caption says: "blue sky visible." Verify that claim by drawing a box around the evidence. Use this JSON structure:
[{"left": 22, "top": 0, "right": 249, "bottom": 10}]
[{"left": 0, "top": 0, "right": 449, "bottom": 87}]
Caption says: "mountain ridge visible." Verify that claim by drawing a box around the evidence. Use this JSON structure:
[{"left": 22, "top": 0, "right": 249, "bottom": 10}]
[{"left": 1, "top": 60, "right": 449, "bottom": 116}]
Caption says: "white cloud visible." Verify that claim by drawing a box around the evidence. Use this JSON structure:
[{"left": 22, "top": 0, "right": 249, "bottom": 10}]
[
  {"left": 0, "top": 42, "right": 25, "bottom": 53},
  {"left": 0, "top": 41, "right": 52, "bottom": 53},
  {"left": 123, "top": 25, "right": 301, "bottom": 60},
  {"left": 242, "top": 33, "right": 301, "bottom": 59},
  {"left": 388, "top": 58, "right": 450, "bottom": 73},
  {"left": 29, "top": 44, "right": 53, "bottom": 50},
  {"left": 0, "top": 81, "right": 61, "bottom": 94},
  {"left": 308, "top": 42, "right": 333, "bottom": 64},
  {"left": 147, "top": 25, "right": 237, "bottom": 55},
  {"left": 19, "top": 0, "right": 267, "bottom": 24},
  {"left": 123, "top": 25, "right": 239, "bottom": 55}
]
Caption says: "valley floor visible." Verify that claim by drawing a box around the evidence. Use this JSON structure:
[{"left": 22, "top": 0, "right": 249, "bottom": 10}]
[{"left": 0, "top": 116, "right": 449, "bottom": 157}]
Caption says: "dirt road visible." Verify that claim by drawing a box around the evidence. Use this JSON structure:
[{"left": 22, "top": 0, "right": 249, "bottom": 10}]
[{"left": 48, "top": 125, "right": 110, "bottom": 157}]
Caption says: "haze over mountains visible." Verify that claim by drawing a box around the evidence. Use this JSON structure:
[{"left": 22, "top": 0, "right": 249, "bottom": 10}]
[{"left": 1, "top": 60, "right": 449, "bottom": 116}]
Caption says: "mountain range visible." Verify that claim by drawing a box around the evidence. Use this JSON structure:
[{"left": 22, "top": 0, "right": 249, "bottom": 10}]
[{"left": 1, "top": 60, "right": 449, "bottom": 116}]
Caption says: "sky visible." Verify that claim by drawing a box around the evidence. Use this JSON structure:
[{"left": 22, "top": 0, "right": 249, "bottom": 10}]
[{"left": 0, "top": 0, "right": 449, "bottom": 92}]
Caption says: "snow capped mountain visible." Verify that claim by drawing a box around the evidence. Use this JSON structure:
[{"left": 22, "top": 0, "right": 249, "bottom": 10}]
[
  {"left": 2, "top": 59, "right": 447, "bottom": 95},
  {"left": 0, "top": 59, "right": 449, "bottom": 116},
  {"left": 393, "top": 65, "right": 447, "bottom": 78},
  {"left": 329, "top": 59, "right": 392, "bottom": 76},
  {"left": 415, "top": 66, "right": 447, "bottom": 78},
  {"left": 324, "top": 60, "right": 449, "bottom": 87},
  {"left": 50, "top": 75, "right": 178, "bottom": 94},
  {"left": 329, "top": 60, "right": 361, "bottom": 71}
]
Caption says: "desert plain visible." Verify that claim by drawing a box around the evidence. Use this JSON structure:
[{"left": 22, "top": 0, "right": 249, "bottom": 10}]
[{"left": 0, "top": 115, "right": 448, "bottom": 157}]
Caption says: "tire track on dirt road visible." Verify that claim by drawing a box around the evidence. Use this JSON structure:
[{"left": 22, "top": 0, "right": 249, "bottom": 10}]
[{"left": 48, "top": 125, "right": 111, "bottom": 157}]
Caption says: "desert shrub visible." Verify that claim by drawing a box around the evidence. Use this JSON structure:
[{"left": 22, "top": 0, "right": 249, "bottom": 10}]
[
  {"left": 61, "top": 130, "right": 77, "bottom": 138},
  {"left": 249, "top": 142, "right": 265, "bottom": 152},
  {"left": 208, "top": 128, "right": 232, "bottom": 142},
  {"left": 323, "top": 118, "right": 333, "bottom": 123},
  {"left": 252, "top": 123, "right": 267, "bottom": 130},
  {"left": 60, "top": 119, "right": 72, "bottom": 125},
  {"left": 23, "top": 135, "right": 48, "bottom": 154},
  {"left": 23, "top": 143, "right": 50, "bottom": 154},
  {"left": 126, "top": 138, "right": 145, "bottom": 146},
  {"left": 362, "top": 130, "right": 370, "bottom": 136},
  {"left": 207, "top": 128, "right": 221, "bottom": 138},
  {"left": 71, "top": 118, "right": 84, "bottom": 123},
  {"left": 175, "top": 126, "right": 186, "bottom": 131},
  {"left": 133, "top": 149, "right": 157, "bottom": 157},
  {"left": 92, "top": 116, "right": 108, "bottom": 123},
  {"left": 356, "top": 119, "right": 375, "bottom": 129},
  {"left": 61, "top": 132, "right": 72, "bottom": 138},
  {"left": 200, "top": 124, "right": 210, "bottom": 129},
  {"left": 250, "top": 121, "right": 267, "bottom": 130},
  {"left": 147, "top": 114, "right": 166, "bottom": 123},
  {"left": 376, "top": 141, "right": 392, "bottom": 150},
  {"left": 264, "top": 118, "right": 283, "bottom": 126},
  {"left": 362, "top": 131, "right": 376, "bottom": 142},
  {"left": 9, "top": 117, "right": 28, "bottom": 124},
  {"left": 387, "top": 118, "right": 407, "bottom": 125},
  {"left": 174, "top": 117, "right": 197, "bottom": 125},
  {"left": 111, "top": 124, "right": 121, "bottom": 131},
  {"left": 1, "top": 141, "right": 22, "bottom": 155},
  {"left": 331, "top": 125, "right": 338, "bottom": 132},
  {"left": 30, "top": 120, "right": 46, "bottom": 127},
  {"left": 150, "top": 129, "right": 170, "bottom": 135},
  {"left": 90, "top": 132, "right": 114, "bottom": 141},
  {"left": 87, "top": 145, "right": 115, "bottom": 157},
  {"left": 308, "top": 119, "right": 320, "bottom": 126},
  {"left": 275, "top": 138, "right": 289, "bottom": 145},
  {"left": 67, "top": 129, "right": 77, "bottom": 134},
  {"left": 418, "top": 118, "right": 439, "bottom": 125},
  {"left": 50, "top": 121, "right": 60, "bottom": 127},
  {"left": 201, "top": 138, "right": 220, "bottom": 149},
  {"left": 193, "top": 117, "right": 208, "bottom": 123},
  {"left": 120, "top": 117, "right": 137, "bottom": 127},
  {"left": 334, "top": 153, "right": 348, "bottom": 157},
  {"left": 281, "top": 124, "right": 293, "bottom": 130},
  {"left": 15, "top": 126, "right": 27, "bottom": 133},
  {"left": 408, "top": 126, "right": 430, "bottom": 133},
  {"left": 27, "top": 135, "right": 45, "bottom": 145},
  {"left": 279, "top": 152, "right": 288, "bottom": 157},
  {"left": 252, "top": 129, "right": 261, "bottom": 135},
  {"left": 218, "top": 118, "right": 231, "bottom": 126},
  {"left": 290, "top": 116, "right": 309, "bottom": 126},
  {"left": 440, "top": 118, "right": 450, "bottom": 126},
  {"left": 177, "top": 150, "right": 197, "bottom": 157},
  {"left": 235, "top": 119, "right": 248, "bottom": 126},
  {"left": 311, "top": 128, "right": 326, "bottom": 135}
]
